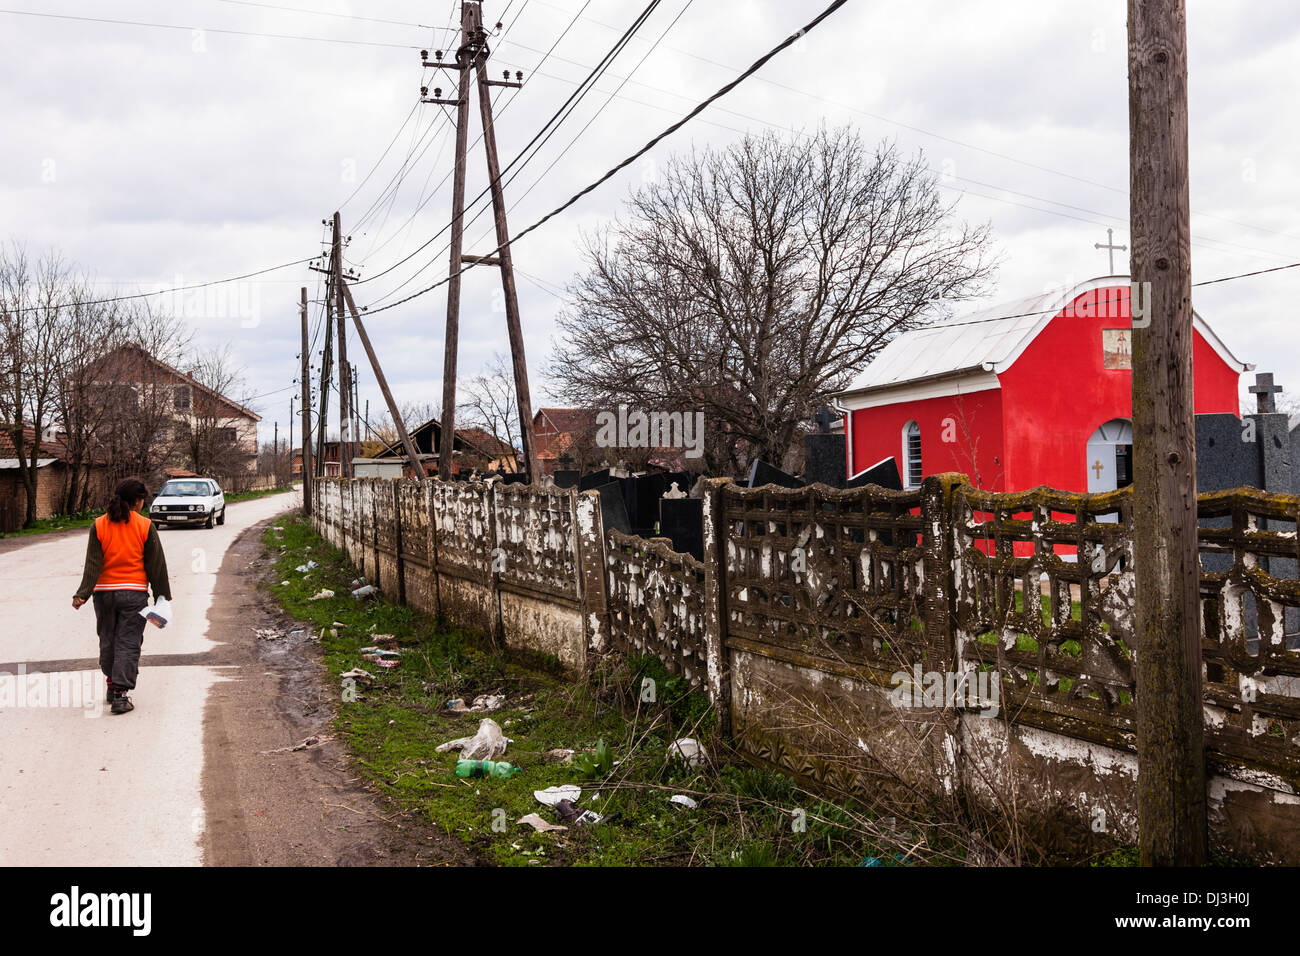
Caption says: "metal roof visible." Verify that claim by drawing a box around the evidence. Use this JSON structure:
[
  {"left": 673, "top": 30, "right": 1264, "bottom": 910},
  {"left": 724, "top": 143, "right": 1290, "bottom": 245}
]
[{"left": 840, "top": 276, "right": 1251, "bottom": 397}]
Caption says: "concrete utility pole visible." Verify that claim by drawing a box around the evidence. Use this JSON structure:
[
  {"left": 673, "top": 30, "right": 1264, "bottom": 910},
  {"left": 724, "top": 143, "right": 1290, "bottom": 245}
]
[
  {"left": 299, "top": 286, "right": 314, "bottom": 514},
  {"left": 426, "top": 1, "right": 538, "bottom": 481},
  {"left": 1128, "top": 0, "right": 1207, "bottom": 866}
]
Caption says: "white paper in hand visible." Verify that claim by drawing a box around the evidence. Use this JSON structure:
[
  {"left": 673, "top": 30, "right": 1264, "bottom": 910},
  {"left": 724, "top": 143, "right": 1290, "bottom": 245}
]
[{"left": 139, "top": 597, "right": 172, "bottom": 629}]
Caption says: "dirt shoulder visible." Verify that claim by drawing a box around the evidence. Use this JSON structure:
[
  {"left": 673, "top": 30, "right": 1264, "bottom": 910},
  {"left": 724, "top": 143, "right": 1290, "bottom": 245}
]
[{"left": 198, "top": 513, "right": 480, "bottom": 866}]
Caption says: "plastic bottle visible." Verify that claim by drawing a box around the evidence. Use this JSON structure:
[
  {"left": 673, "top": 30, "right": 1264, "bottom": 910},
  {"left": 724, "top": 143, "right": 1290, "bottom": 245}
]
[{"left": 455, "top": 759, "right": 520, "bottom": 778}]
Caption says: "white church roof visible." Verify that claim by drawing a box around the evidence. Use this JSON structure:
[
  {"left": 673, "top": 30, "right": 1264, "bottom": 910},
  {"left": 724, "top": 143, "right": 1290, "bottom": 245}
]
[{"left": 839, "top": 276, "right": 1251, "bottom": 399}]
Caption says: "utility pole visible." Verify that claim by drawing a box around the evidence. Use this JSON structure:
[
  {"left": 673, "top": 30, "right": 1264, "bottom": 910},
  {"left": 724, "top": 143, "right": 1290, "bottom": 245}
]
[
  {"left": 424, "top": 1, "right": 538, "bottom": 481},
  {"left": 314, "top": 237, "right": 334, "bottom": 479},
  {"left": 351, "top": 362, "right": 362, "bottom": 456},
  {"left": 288, "top": 396, "right": 295, "bottom": 485},
  {"left": 1128, "top": 0, "right": 1206, "bottom": 866},
  {"left": 299, "top": 286, "right": 314, "bottom": 514},
  {"left": 332, "top": 211, "right": 353, "bottom": 479}
]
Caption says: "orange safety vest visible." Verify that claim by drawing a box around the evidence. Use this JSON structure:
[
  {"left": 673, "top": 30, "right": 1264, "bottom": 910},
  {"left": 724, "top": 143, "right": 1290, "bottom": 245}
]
[{"left": 94, "top": 512, "right": 151, "bottom": 592}]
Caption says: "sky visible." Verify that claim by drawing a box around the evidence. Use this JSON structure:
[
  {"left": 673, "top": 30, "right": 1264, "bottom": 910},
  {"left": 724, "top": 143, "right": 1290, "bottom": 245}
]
[{"left": 3, "top": 0, "right": 1299, "bottom": 447}]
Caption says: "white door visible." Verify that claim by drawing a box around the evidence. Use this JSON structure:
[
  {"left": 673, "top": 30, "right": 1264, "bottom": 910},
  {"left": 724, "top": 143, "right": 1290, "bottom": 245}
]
[{"left": 1085, "top": 418, "right": 1133, "bottom": 493}]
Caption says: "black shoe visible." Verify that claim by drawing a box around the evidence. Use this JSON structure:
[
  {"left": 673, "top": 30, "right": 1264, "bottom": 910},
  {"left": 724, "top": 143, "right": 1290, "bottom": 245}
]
[{"left": 111, "top": 694, "right": 134, "bottom": 715}]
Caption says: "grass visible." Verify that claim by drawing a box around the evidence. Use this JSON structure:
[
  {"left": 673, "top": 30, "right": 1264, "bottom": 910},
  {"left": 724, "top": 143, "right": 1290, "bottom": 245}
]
[
  {"left": 262, "top": 514, "right": 891, "bottom": 867},
  {"left": 226, "top": 485, "right": 293, "bottom": 503}
]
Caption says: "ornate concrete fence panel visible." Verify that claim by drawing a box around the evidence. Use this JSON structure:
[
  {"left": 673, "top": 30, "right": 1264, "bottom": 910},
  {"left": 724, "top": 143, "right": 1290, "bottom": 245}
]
[
  {"left": 1198, "top": 489, "right": 1300, "bottom": 780},
  {"left": 605, "top": 529, "right": 709, "bottom": 696}
]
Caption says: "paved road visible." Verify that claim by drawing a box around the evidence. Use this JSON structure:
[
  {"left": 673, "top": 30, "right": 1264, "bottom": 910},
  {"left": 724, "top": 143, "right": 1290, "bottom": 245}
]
[{"left": 0, "top": 491, "right": 297, "bottom": 866}]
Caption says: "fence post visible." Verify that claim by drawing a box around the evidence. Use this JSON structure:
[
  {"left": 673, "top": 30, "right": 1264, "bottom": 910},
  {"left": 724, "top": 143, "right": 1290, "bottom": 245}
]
[
  {"left": 426, "top": 480, "right": 442, "bottom": 621},
  {"left": 574, "top": 488, "right": 610, "bottom": 656},
  {"left": 392, "top": 478, "right": 406, "bottom": 606},
  {"left": 486, "top": 480, "right": 504, "bottom": 647},
  {"left": 700, "top": 477, "right": 733, "bottom": 735}
]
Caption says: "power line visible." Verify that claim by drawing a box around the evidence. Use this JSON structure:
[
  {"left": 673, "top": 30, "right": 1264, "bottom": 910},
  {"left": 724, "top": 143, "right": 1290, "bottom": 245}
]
[
  {"left": 351, "top": 0, "right": 866, "bottom": 316},
  {"left": 0, "top": 8, "right": 424, "bottom": 49},
  {"left": 2, "top": 257, "right": 316, "bottom": 315},
  {"left": 352, "top": 0, "right": 652, "bottom": 292},
  {"left": 211, "top": 0, "right": 447, "bottom": 30}
]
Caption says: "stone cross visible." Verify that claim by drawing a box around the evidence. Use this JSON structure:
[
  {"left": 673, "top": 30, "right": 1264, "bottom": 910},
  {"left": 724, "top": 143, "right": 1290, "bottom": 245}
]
[
  {"left": 558, "top": 452, "right": 574, "bottom": 470},
  {"left": 1094, "top": 227, "right": 1128, "bottom": 274},
  {"left": 663, "top": 481, "right": 686, "bottom": 499},
  {"left": 1249, "top": 372, "right": 1283, "bottom": 414},
  {"left": 814, "top": 405, "right": 836, "bottom": 435}
]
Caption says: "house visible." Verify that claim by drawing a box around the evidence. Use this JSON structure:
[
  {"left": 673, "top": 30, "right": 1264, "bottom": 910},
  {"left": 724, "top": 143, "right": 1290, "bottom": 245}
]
[
  {"left": 533, "top": 407, "right": 690, "bottom": 475},
  {"left": 836, "top": 277, "right": 1250, "bottom": 492},
  {"left": 89, "top": 344, "right": 261, "bottom": 478},
  {"left": 368, "top": 417, "right": 517, "bottom": 478},
  {"left": 0, "top": 427, "right": 112, "bottom": 524}
]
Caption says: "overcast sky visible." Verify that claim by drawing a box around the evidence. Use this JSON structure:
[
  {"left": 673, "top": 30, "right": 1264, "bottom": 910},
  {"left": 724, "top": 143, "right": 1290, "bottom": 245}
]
[{"left": 4, "top": 0, "right": 1299, "bottom": 445}]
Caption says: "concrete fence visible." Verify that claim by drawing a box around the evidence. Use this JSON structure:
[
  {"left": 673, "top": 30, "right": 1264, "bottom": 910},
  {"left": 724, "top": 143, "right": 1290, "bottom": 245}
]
[{"left": 312, "top": 474, "right": 1300, "bottom": 862}]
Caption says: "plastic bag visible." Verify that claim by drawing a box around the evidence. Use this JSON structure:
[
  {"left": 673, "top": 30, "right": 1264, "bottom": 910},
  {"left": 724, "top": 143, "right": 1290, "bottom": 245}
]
[
  {"left": 139, "top": 597, "right": 172, "bottom": 629},
  {"left": 435, "top": 718, "right": 509, "bottom": 761}
]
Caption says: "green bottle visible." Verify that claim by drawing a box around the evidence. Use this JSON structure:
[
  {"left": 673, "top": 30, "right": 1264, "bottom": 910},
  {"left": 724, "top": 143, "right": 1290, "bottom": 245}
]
[{"left": 455, "top": 759, "right": 520, "bottom": 778}]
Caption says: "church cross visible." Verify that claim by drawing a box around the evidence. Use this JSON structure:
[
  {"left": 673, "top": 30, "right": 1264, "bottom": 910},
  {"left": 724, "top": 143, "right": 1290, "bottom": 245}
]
[
  {"left": 1092, "top": 460, "right": 1105, "bottom": 479},
  {"left": 1249, "top": 372, "right": 1284, "bottom": 414},
  {"left": 813, "top": 405, "right": 836, "bottom": 434},
  {"left": 1094, "top": 228, "right": 1128, "bottom": 274}
]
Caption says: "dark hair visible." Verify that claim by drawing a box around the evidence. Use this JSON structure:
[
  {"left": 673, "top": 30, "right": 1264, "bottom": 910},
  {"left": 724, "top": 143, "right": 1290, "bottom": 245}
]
[{"left": 108, "top": 478, "right": 148, "bottom": 523}]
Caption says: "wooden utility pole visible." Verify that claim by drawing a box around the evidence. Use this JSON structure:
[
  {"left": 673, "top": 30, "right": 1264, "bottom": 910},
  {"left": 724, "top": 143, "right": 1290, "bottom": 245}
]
[
  {"left": 1128, "top": 0, "right": 1207, "bottom": 866},
  {"left": 315, "top": 258, "right": 334, "bottom": 479},
  {"left": 332, "top": 211, "right": 353, "bottom": 479},
  {"left": 474, "top": 45, "right": 539, "bottom": 480},
  {"left": 427, "top": 0, "right": 538, "bottom": 481},
  {"left": 340, "top": 279, "right": 425, "bottom": 478},
  {"left": 299, "top": 286, "right": 314, "bottom": 514}
]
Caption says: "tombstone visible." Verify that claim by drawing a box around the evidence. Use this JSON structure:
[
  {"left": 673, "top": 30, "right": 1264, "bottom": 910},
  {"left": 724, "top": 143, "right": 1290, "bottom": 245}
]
[
  {"left": 622, "top": 473, "right": 666, "bottom": 533},
  {"left": 591, "top": 481, "right": 632, "bottom": 535},
  {"left": 660, "top": 497, "right": 704, "bottom": 561},
  {"left": 553, "top": 469, "right": 580, "bottom": 489},
  {"left": 499, "top": 472, "right": 528, "bottom": 485},
  {"left": 663, "top": 481, "right": 687, "bottom": 500},
  {"left": 805, "top": 406, "right": 847, "bottom": 488},
  {"left": 747, "top": 459, "right": 805, "bottom": 490},
  {"left": 552, "top": 452, "right": 580, "bottom": 489},
  {"left": 844, "top": 456, "right": 903, "bottom": 491},
  {"left": 579, "top": 468, "right": 612, "bottom": 492}
]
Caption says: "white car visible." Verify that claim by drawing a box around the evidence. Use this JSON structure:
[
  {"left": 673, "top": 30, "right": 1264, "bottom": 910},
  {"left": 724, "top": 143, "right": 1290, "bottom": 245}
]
[{"left": 149, "top": 478, "right": 226, "bottom": 529}]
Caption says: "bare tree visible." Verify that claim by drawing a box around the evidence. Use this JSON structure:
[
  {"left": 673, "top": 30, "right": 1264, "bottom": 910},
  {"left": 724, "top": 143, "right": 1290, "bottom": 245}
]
[
  {"left": 0, "top": 245, "right": 78, "bottom": 526},
  {"left": 548, "top": 128, "right": 996, "bottom": 476},
  {"left": 458, "top": 352, "right": 521, "bottom": 471},
  {"left": 180, "top": 344, "right": 254, "bottom": 476}
]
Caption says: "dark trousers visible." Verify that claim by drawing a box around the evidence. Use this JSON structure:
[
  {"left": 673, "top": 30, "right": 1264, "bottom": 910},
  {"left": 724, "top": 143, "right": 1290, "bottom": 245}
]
[{"left": 93, "top": 590, "right": 149, "bottom": 692}]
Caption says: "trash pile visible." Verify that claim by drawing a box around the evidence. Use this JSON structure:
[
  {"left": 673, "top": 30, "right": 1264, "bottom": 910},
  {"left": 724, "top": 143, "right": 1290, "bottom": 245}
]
[{"left": 359, "top": 645, "right": 403, "bottom": 668}]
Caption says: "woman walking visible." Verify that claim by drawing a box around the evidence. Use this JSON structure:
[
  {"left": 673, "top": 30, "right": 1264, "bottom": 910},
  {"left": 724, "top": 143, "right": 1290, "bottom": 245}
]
[{"left": 71, "top": 478, "right": 172, "bottom": 714}]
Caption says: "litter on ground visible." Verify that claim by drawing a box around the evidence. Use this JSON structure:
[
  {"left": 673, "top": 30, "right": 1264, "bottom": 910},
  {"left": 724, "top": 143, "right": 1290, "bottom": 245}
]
[
  {"left": 517, "top": 814, "right": 567, "bottom": 833},
  {"left": 533, "top": 785, "right": 581, "bottom": 807},
  {"left": 669, "top": 795, "right": 699, "bottom": 810},
  {"left": 668, "top": 737, "right": 707, "bottom": 767},
  {"left": 307, "top": 589, "right": 334, "bottom": 601},
  {"left": 436, "top": 718, "right": 510, "bottom": 761}
]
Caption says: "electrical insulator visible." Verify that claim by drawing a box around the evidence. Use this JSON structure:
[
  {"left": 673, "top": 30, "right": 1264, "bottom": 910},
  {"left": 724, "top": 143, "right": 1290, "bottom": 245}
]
[{"left": 515, "top": 71, "right": 523, "bottom": 81}]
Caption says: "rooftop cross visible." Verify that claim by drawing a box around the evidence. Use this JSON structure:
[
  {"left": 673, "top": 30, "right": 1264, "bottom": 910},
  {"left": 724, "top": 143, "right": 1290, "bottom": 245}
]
[
  {"left": 1249, "top": 372, "right": 1283, "bottom": 413},
  {"left": 1094, "top": 227, "right": 1128, "bottom": 274}
]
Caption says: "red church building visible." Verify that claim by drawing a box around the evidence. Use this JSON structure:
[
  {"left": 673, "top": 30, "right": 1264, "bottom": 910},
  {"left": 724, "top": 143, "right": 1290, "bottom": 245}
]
[{"left": 836, "top": 277, "right": 1252, "bottom": 493}]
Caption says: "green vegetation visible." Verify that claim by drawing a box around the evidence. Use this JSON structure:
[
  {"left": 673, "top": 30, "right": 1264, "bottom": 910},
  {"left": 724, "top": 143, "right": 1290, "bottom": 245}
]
[
  {"left": 263, "top": 515, "right": 891, "bottom": 867},
  {"left": 225, "top": 484, "right": 293, "bottom": 503},
  {"left": 0, "top": 508, "right": 104, "bottom": 539}
]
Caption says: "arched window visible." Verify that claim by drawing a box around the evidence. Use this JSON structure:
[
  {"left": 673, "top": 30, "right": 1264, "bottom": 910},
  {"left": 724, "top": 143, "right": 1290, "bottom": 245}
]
[{"left": 903, "top": 421, "right": 923, "bottom": 489}]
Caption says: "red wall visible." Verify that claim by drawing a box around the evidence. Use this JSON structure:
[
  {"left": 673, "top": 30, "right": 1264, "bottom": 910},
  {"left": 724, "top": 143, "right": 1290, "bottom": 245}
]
[
  {"left": 847, "top": 285, "right": 1243, "bottom": 492},
  {"left": 848, "top": 388, "right": 1006, "bottom": 489}
]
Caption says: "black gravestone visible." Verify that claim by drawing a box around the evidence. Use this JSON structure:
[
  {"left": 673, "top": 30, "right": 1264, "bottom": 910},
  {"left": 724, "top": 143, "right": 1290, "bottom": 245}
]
[
  {"left": 660, "top": 497, "right": 704, "bottom": 562},
  {"left": 1196, "top": 413, "right": 1261, "bottom": 492},
  {"left": 622, "top": 473, "right": 666, "bottom": 534},
  {"left": 845, "top": 456, "right": 902, "bottom": 490},
  {"left": 747, "top": 459, "right": 805, "bottom": 489},
  {"left": 591, "top": 481, "right": 632, "bottom": 535},
  {"left": 579, "top": 468, "right": 612, "bottom": 492},
  {"left": 552, "top": 469, "right": 580, "bottom": 489},
  {"left": 804, "top": 433, "right": 847, "bottom": 488}
]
